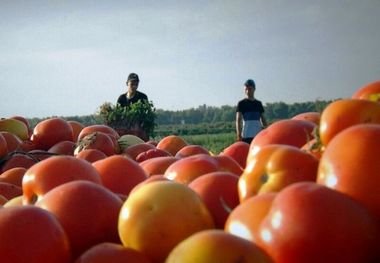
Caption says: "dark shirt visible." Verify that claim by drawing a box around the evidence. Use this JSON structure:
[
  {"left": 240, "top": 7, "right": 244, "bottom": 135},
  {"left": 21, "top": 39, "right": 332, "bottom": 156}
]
[{"left": 117, "top": 91, "right": 148, "bottom": 107}]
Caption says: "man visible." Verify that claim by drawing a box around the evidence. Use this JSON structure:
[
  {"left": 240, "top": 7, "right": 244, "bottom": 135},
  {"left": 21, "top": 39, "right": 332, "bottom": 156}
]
[
  {"left": 117, "top": 73, "right": 148, "bottom": 107},
  {"left": 236, "top": 79, "right": 268, "bottom": 144}
]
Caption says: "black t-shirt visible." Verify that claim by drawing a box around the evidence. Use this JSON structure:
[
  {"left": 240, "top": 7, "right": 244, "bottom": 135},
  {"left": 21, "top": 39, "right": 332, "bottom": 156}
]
[
  {"left": 236, "top": 99, "right": 265, "bottom": 120},
  {"left": 117, "top": 91, "right": 148, "bottom": 107}
]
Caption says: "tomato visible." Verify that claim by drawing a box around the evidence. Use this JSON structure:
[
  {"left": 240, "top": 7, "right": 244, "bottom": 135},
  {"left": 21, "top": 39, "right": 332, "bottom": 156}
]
[
  {"left": 212, "top": 155, "right": 243, "bottom": 176},
  {"left": 164, "top": 154, "right": 219, "bottom": 184},
  {"left": 135, "top": 148, "right": 171, "bottom": 162},
  {"left": 319, "top": 98, "right": 380, "bottom": 146},
  {"left": 48, "top": 140, "right": 76, "bottom": 155},
  {"left": 351, "top": 80, "right": 380, "bottom": 102},
  {"left": 175, "top": 144, "right": 210, "bottom": 158},
  {"left": 77, "top": 124, "right": 119, "bottom": 141},
  {"left": 166, "top": 229, "right": 273, "bottom": 263},
  {"left": 118, "top": 180, "right": 214, "bottom": 262},
  {"left": 239, "top": 144, "right": 319, "bottom": 202},
  {"left": 75, "top": 242, "right": 151, "bottom": 263},
  {"left": 220, "top": 141, "right": 250, "bottom": 169},
  {"left": 225, "top": 192, "right": 276, "bottom": 243},
  {"left": 0, "top": 182, "right": 22, "bottom": 200},
  {"left": 249, "top": 119, "right": 316, "bottom": 161},
  {"left": 92, "top": 155, "right": 148, "bottom": 196},
  {"left": 67, "top": 120, "right": 85, "bottom": 142},
  {"left": 75, "top": 131, "right": 117, "bottom": 156},
  {"left": 36, "top": 181, "right": 123, "bottom": 258},
  {"left": 188, "top": 171, "right": 240, "bottom": 229},
  {"left": 22, "top": 155, "right": 101, "bottom": 204},
  {"left": 75, "top": 149, "right": 107, "bottom": 163},
  {"left": 31, "top": 117, "right": 74, "bottom": 150},
  {"left": 1, "top": 131, "right": 22, "bottom": 152},
  {"left": 317, "top": 123, "right": 380, "bottom": 220},
  {"left": 1, "top": 153, "right": 37, "bottom": 173},
  {"left": 0, "top": 133, "right": 7, "bottom": 158},
  {"left": 156, "top": 135, "right": 188, "bottom": 156},
  {"left": 257, "top": 182, "right": 379, "bottom": 263},
  {"left": 139, "top": 156, "right": 179, "bottom": 177},
  {"left": 0, "top": 206, "right": 71, "bottom": 263},
  {"left": 0, "top": 167, "right": 26, "bottom": 187},
  {"left": 291, "top": 111, "right": 321, "bottom": 125},
  {"left": 122, "top": 142, "right": 156, "bottom": 160}
]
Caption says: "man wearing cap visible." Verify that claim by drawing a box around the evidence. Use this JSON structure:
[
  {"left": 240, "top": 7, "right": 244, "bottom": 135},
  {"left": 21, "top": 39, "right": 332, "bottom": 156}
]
[
  {"left": 117, "top": 73, "right": 148, "bottom": 107},
  {"left": 236, "top": 79, "right": 268, "bottom": 144}
]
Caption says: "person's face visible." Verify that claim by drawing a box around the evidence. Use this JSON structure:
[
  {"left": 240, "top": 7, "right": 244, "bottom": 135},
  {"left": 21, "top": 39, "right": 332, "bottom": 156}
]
[
  {"left": 127, "top": 80, "right": 139, "bottom": 92},
  {"left": 244, "top": 85, "right": 254, "bottom": 97}
]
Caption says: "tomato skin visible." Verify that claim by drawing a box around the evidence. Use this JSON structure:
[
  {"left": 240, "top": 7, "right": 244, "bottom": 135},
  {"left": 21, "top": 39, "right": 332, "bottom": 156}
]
[
  {"left": 22, "top": 155, "right": 102, "bottom": 204},
  {"left": 291, "top": 111, "right": 321, "bottom": 125},
  {"left": 317, "top": 124, "right": 380, "bottom": 220},
  {"left": 31, "top": 117, "right": 74, "bottom": 150},
  {"left": 351, "top": 80, "right": 380, "bottom": 102},
  {"left": 239, "top": 144, "right": 319, "bottom": 202},
  {"left": 319, "top": 99, "right": 380, "bottom": 146},
  {"left": 0, "top": 206, "right": 71, "bottom": 263},
  {"left": 257, "top": 182, "right": 379, "bottom": 263}
]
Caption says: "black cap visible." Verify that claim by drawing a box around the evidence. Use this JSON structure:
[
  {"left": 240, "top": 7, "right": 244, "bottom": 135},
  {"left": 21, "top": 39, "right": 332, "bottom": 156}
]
[
  {"left": 127, "top": 73, "right": 139, "bottom": 82},
  {"left": 244, "top": 79, "right": 255, "bottom": 88}
]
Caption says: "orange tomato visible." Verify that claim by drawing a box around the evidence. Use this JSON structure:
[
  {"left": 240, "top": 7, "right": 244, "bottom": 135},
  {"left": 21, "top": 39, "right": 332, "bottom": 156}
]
[
  {"left": 0, "top": 182, "right": 22, "bottom": 200},
  {"left": 156, "top": 135, "right": 188, "bottom": 156},
  {"left": 118, "top": 181, "right": 214, "bottom": 262},
  {"left": 0, "top": 167, "right": 26, "bottom": 187},
  {"left": 188, "top": 171, "right": 240, "bottom": 229},
  {"left": 319, "top": 98, "right": 380, "bottom": 146},
  {"left": 351, "top": 80, "right": 380, "bottom": 102},
  {"left": 1, "top": 153, "right": 37, "bottom": 173},
  {"left": 135, "top": 148, "right": 171, "bottom": 162},
  {"left": 225, "top": 192, "right": 276, "bottom": 243},
  {"left": 0, "top": 206, "right": 71, "bottom": 263},
  {"left": 22, "top": 155, "right": 101, "bottom": 204},
  {"left": 166, "top": 229, "right": 273, "bottom": 263},
  {"left": 239, "top": 144, "right": 319, "bottom": 202},
  {"left": 92, "top": 155, "right": 148, "bottom": 196},
  {"left": 36, "top": 181, "right": 123, "bottom": 259},
  {"left": 75, "top": 242, "right": 152, "bottom": 263},
  {"left": 122, "top": 142, "right": 155, "bottom": 160},
  {"left": 67, "top": 120, "right": 85, "bottom": 141},
  {"left": 164, "top": 154, "right": 219, "bottom": 184},
  {"left": 317, "top": 124, "right": 380, "bottom": 220},
  {"left": 291, "top": 111, "right": 321, "bottom": 125},
  {"left": 31, "top": 117, "right": 74, "bottom": 150},
  {"left": 78, "top": 124, "right": 119, "bottom": 141},
  {"left": 212, "top": 155, "right": 243, "bottom": 176}
]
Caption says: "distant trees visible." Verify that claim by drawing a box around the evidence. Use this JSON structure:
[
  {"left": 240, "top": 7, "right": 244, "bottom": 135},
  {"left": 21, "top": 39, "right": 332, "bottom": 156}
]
[{"left": 28, "top": 99, "right": 334, "bottom": 132}]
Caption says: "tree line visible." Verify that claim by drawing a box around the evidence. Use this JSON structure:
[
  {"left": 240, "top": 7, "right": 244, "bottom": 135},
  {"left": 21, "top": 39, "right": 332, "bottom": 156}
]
[{"left": 28, "top": 99, "right": 333, "bottom": 129}]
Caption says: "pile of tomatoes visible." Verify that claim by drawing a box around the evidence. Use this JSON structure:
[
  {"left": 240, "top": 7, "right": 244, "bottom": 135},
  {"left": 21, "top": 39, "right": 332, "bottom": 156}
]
[{"left": 0, "top": 80, "right": 379, "bottom": 263}]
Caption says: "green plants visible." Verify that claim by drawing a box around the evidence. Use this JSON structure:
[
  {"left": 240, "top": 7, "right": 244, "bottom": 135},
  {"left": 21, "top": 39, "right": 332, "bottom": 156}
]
[{"left": 97, "top": 100, "right": 157, "bottom": 141}]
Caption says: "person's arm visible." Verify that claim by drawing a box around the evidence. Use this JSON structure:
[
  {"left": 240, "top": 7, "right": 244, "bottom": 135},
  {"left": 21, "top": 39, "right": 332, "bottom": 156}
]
[
  {"left": 260, "top": 113, "right": 268, "bottom": 128},
  {"left": 236, "top": 111, "right": 242, "bottom": 141}
]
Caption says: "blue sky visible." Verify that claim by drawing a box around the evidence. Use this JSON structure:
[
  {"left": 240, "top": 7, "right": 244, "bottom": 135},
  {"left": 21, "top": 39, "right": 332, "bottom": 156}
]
[{"left": 1, "top": 0, "right": 380, "bottom": 118}]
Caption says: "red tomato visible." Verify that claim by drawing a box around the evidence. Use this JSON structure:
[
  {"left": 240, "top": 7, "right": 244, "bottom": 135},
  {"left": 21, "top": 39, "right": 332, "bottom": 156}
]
[
  {"left": 75, "top": 242, "right": 151, "bottom": 263},
  {"left": 188, "top": 171, "right": 240, "bottom": 229},
  {"left": 220, "top": 141, "right": 250, "bottom": 169},
  {"left": 0, "top": 206, "right": 71, "bottom": 263},
  {"left": 317, "top": 123, "right": 380, "bottom": 220},
  {"left": 175, "top": 144, "right": 210, "bottom": 158},
  {"left": 164, "top": 154, "right": 219, "bottom": 184},
  {"left": 139, "top": 156, "right": 179, "bottom": 177},
  {"left": 75, "top": 131, "right": 116, "bottom": 156},
  {"left": 135, "top": 148, "right": 171, "bottom": 162},
  {"left": 249, "top": 119, "right": 316, "bottom": 161},
  {"left": 36, "top": 181, "right": 123, "bottom": 258},
  {"left": 239, "top": 144, "right": 319, "bottom": 202},
  {"left": 92, "top": 155, "right": 148, "bottom": 196},
  {"left": 22, "top": 155, "right": 101, "bottom": 204},
  {"left": 31, "top": 117, "right": 74, "bottom": 150},
  {"left": 257, "top": 182, "right": 379, "bottom": 263},
  {"left": 291, "top": 111, "right": 321, "bottom": 125}
]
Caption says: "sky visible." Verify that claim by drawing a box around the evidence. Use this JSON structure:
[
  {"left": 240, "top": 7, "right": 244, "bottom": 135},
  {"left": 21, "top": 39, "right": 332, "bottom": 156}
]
[{"left": 1, "top": 0, "right": 380, "bottom": 118}]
